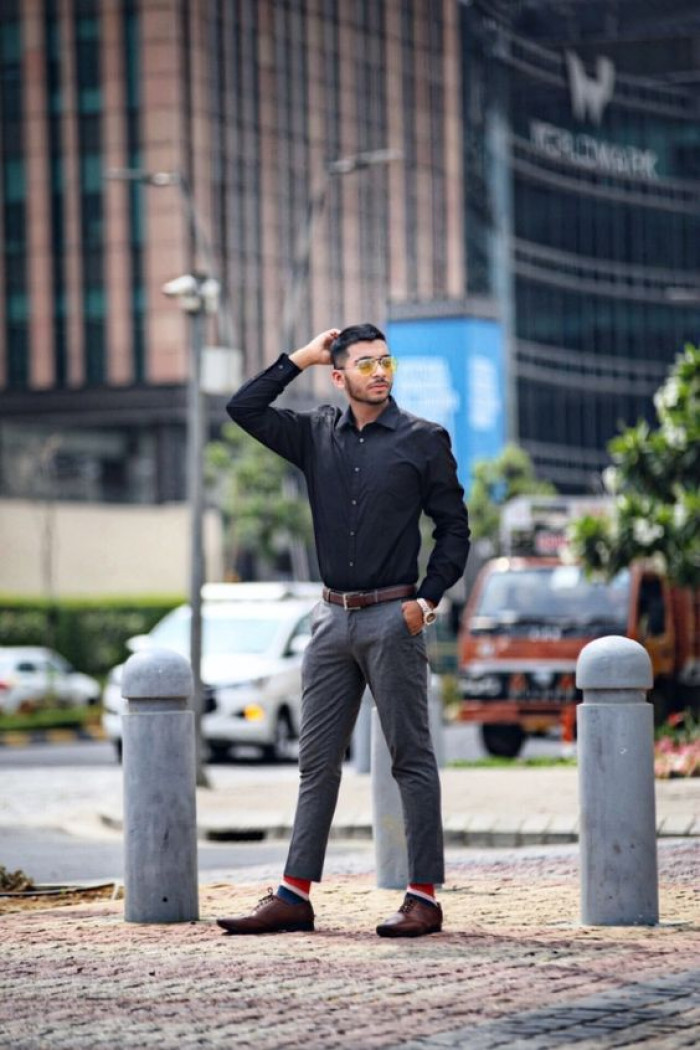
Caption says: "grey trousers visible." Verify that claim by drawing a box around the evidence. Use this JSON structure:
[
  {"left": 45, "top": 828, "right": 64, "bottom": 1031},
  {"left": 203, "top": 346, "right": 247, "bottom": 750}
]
[{"left": 284, "top": 598, "right": 444, "bottom": 884}]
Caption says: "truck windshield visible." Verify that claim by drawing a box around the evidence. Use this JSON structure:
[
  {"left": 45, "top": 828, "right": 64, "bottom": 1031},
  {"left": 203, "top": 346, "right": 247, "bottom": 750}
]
[{"left": 474, "top": 566, "right": 630, "bottom": 632}]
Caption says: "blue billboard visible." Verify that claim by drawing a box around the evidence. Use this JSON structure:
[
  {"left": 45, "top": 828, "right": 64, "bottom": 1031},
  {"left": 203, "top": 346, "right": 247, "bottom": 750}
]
[{"left": 387, "top": 314, "right": 505, "bottom": 493}]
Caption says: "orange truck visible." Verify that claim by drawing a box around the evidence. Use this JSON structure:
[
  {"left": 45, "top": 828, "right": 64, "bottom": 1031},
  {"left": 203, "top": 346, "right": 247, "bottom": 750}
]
[{"left": 457, "top": 498, "right": 700, "bottom": 757}]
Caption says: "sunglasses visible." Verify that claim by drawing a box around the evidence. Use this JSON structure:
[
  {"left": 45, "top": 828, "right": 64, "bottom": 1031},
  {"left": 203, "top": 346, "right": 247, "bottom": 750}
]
[{"left": 336, "top": 355, "right": 398, "bottom": 377}]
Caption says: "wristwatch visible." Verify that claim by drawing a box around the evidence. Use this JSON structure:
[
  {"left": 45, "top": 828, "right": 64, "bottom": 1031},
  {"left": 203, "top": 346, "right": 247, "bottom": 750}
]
[{"left": 416, "top": 598, "right": 438, "bottom": 626}]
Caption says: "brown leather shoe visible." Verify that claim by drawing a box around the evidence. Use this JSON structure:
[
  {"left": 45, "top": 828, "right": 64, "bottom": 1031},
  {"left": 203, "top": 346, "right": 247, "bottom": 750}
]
[
  {"left": 376, "top": 894, "right": 443, "bottom": 938},
  {"left": 217, "top": 890, "right": 315, "bottom": 935}
]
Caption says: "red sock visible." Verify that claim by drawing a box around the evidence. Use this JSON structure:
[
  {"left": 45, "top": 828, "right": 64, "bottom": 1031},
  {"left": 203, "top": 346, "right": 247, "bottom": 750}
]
[
  {"left": 280, "top": 875, "right": 312, "bottom": 900},
  {"left": 408, "top": 883, "right": 437, "bottom": 904}
]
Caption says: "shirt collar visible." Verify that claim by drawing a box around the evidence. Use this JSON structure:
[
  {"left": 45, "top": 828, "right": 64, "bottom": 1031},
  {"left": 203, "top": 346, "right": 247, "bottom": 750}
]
[{"left": 337, "top": 397, "right": 400, "bottom": 432}]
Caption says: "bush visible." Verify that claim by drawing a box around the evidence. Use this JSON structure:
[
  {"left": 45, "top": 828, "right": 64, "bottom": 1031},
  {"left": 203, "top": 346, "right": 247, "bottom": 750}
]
[
  {"left": 0, "top": 595, "right": 184, "bottom": 678},
  {"left": 654, "top": 709, "right": 700, "bottom": 778}
]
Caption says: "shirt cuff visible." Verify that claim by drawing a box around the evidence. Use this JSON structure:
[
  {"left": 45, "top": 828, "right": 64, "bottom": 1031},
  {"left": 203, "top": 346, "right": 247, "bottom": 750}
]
[{"left": 275, "top": 353, "right": 301, "bottom": 377}]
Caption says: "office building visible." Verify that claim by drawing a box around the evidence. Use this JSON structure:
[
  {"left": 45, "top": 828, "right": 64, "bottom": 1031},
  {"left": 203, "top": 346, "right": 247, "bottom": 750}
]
[
  {"left": 462, "top": 0, "right": 700, "bottom": 489},
  {"left": 0, "top": 0, "right": 464, "bottom": 508}
]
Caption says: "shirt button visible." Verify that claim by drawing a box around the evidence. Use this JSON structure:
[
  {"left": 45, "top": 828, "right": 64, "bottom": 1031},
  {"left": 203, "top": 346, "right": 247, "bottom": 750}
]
[
  {"left": 351, "top": 499, "right": 357, "bottom": 505},
  {"left": 350, "top": 531, "right": 355, "bottom": 536},
  {"left": 354, "top": 467, "right": 360, "bottom": 472},
  {"left": 359, "top": 438, "right": 365, "bottom": 444},
  {"left": 349, "top": 561, "right": 354, "bottom": 567}
]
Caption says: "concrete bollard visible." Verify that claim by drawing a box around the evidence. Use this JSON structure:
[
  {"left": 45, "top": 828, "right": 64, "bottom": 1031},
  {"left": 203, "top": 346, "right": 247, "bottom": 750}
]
[
  {"left": 371, "top": 707, "right": 409, "bottom": 889},
  {"left": 428, "top": 674, "right": 445, "bottom": 769},
  {"left": 576, "top": 636, "right": 658, "bottom": 926},
  {"left": 121, "top": 648, "right": 199, "bottom": 923},
  {"left": 353, "top": 688, "right": 373, "bottom": 773},
  {"left": 358, "top": 682, "right": 443, "bottom": 775},
  {"left": 371, "top": 675, "right": 446, "bottom": 888}
]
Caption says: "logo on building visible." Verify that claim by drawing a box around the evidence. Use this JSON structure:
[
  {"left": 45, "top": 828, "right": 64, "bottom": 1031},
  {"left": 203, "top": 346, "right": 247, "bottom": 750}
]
[{"left": 565, "top": 51, "right": 615, "bottom": 126}]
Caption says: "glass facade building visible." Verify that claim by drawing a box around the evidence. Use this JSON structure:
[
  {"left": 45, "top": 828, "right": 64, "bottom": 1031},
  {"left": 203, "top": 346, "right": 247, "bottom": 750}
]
[
  {"left": 1, "top": 0, "right": 698, "bottom": 504},
  {"left": 0, "top": 0, "right": 463, "bottom": 503},
  {"left": 462, "top": 0, "right": 700, "bottom": 490}
]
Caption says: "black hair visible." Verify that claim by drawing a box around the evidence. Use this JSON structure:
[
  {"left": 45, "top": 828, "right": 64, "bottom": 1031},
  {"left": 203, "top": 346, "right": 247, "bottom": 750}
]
[{"left": 330, "top": 323, "right": 387, "bottom": 367}]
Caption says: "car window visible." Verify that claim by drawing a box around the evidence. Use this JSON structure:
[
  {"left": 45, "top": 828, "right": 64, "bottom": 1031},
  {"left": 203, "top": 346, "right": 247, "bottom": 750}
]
[
  {"left": 283, "top": 612, "right": 313, "bottom": 655},
  {"left": 46, "top": 654, "right": 70, "bottom": 673},
  {"left": 290, "top": 613, "right": 312, "bottom": 641},
  {"left": 149, "top": 608, "right": 285, "bottom": 656},
  {"left": 476, "top": 567, "right": 629, "bottom": 626},
  {"left": 16, "top": 661, "right": 39, "bottom": 673}
]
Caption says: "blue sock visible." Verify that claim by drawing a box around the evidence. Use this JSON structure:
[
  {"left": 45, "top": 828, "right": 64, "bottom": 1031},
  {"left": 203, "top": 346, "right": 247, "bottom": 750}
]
[
  {"left": 277, "top": 884, "right": 308, "bottom": 906},
  {"left": 407, "top": 891, "right": 439, "bottom": 908}
]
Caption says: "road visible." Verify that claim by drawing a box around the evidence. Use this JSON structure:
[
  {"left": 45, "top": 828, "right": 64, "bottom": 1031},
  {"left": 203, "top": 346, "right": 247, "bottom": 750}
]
[
  {"left": 0, "top": 725, "right": 566, "bottom": 886},
  {"left": 0, "top": 722, "right": 564, "bottom": 769},
  {"left": 0, "top": 825, "right": 375, "bottom": 885}
]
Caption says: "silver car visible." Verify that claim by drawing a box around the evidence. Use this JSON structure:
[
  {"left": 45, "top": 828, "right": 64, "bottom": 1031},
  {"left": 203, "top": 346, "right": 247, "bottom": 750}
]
[
  {"left": 102, "top": 583, "right": 318, "bottom": 762},
  {"left": 0, "top": 647, "right": 101, "bottom": 714}
]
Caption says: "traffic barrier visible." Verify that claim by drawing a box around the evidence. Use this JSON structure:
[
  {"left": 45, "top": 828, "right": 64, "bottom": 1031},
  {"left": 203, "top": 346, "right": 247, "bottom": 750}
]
[
  {"left": 576, "top": 635, "right": 658, "bottom": 926},
  {"left": 121, "top": 648, "right": 199, "bottom": 923}
]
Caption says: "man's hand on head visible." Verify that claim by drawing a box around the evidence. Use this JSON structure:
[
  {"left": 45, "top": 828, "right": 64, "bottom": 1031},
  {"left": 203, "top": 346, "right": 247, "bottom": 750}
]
[{"left": 289, "top": 329, "right": 341, "bottom": 370}]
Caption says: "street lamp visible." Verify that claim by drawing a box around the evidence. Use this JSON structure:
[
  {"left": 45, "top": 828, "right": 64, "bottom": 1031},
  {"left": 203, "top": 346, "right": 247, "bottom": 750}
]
[
  {"left": 105, "top": 167, "right": 230, "bottom": 786},
  {"left": 162, "top": 272, "right": 220, "bottom": 785},
  {"left": 104, "top": 168, "right": 236, "bottom": 352},
  {"left": 280, "top": 148, "right": 402, "bottom": 352}
]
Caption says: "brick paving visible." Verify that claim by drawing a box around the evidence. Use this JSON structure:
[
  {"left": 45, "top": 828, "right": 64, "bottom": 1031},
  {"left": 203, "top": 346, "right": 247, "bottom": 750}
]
[{"left": 1, "top": 840, "right": 697, "bottom": 1050}]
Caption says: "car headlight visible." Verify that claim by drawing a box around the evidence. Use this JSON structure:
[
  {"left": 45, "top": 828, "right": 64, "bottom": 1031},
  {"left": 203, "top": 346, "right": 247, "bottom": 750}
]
[{"left": 242, "top": 704, "right": 266, "bottom": 722}]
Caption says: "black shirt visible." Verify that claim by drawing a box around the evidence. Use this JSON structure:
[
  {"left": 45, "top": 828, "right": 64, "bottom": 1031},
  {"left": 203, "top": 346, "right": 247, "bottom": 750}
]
[{"left": 226, "top": 354, "right": 470, "bottom": 605}]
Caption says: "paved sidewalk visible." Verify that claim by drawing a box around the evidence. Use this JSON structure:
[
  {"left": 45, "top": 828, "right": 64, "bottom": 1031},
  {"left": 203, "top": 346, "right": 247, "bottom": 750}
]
[
  {"left": 97, "top": 765, "right": 700, "bottom": 847},
  {"left": 1, "top": 840, "right": 698, "bottom": 1050}
]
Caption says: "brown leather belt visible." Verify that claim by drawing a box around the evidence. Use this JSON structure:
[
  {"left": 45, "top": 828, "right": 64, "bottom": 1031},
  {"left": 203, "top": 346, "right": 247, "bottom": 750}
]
[{"left": 322, "top": 584, "right": 416, "bottom": 611}]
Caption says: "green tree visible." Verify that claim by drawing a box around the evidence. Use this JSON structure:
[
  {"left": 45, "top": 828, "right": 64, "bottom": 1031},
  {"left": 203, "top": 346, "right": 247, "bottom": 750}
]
[
  {"left": 468, "top": 443, "right": 556, "bottom": 551},
  {"left": 206, "top": 424, "right": 313, "bottom": 578},
  {"left": 570, "top": 345, "right": 700, "bottom": 588}
]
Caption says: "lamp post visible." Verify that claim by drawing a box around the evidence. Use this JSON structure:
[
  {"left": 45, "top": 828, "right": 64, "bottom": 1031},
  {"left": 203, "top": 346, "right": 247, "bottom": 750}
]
[
  {"left": 105, "top": 167, "right": 227, "bottom": 786},
  {"left": 280, "top": 148, "right": 402, "bottom": 352},
  {"left": 162, "top": 273, "right": 220, "bottom": 785},
  {"left": 105, "top": 168, "right": 236, "bottom": 351}
]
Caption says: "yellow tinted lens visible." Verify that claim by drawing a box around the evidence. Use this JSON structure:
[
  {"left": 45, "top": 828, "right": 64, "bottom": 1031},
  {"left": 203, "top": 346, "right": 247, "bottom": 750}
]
[{"left": 355, "top": 356, "right": 397, "bottom": 376}]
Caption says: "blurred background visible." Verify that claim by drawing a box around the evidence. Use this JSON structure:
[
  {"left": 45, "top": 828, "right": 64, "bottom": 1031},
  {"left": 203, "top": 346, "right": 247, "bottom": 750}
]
[{"left": 0, "top": 0, "right": 698, "bottom": 652}]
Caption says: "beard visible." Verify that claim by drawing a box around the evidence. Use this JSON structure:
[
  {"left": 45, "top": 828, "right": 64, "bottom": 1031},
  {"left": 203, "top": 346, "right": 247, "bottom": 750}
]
[{"left": 342, "top": 373, "right": 392, "bottom": 404}]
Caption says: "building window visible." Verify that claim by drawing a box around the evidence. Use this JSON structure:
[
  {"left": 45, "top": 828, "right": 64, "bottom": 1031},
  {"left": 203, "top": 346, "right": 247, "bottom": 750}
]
[
  {"left": 0, "top": 2, "right": 28, "bottom": 389},
  {"left": 123, "top": 0, "right": 146, "bottom": 381},
  {"left": 74, "top": 0, "right": 105, "bottom": 385}
]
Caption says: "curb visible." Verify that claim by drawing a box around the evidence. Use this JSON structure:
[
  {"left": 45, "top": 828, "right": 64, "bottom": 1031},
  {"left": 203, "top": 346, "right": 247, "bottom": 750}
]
[
  {"left": 0, "top": 725, "right": 106, "bottom": 747},
  {"left": 98, "top": 809, "right": 700, "bottom": 846}
]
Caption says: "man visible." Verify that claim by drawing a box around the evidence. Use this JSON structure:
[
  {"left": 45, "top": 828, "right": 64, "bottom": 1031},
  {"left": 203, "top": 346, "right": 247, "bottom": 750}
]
[{"left": 217, "top": 324, "right": 470, "bottom": 938}]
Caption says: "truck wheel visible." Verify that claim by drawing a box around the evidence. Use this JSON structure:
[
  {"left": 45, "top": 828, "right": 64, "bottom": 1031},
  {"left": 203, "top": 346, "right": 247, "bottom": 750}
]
[{"left": 481, "top": 723, "right": 525, "bottom": 759}]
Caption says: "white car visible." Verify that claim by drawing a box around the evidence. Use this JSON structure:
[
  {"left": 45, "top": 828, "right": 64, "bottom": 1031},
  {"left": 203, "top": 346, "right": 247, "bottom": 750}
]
[
  {"left": 0, "top": 647, "right": 101, "bottom": 714},
  {"left": 102, "top": 582, "right": 319, "bottom": 762}
]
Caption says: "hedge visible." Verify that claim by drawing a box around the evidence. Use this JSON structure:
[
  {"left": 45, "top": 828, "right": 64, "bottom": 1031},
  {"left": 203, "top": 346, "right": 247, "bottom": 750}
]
[{"left": 0, "top": 595, "right": 184, "bottom": 679}]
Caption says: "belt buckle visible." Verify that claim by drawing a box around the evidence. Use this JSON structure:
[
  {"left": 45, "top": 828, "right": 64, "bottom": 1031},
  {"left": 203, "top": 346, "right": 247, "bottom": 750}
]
[{"left": 342, "top": 591, "right": 360, "bottom": 611}]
